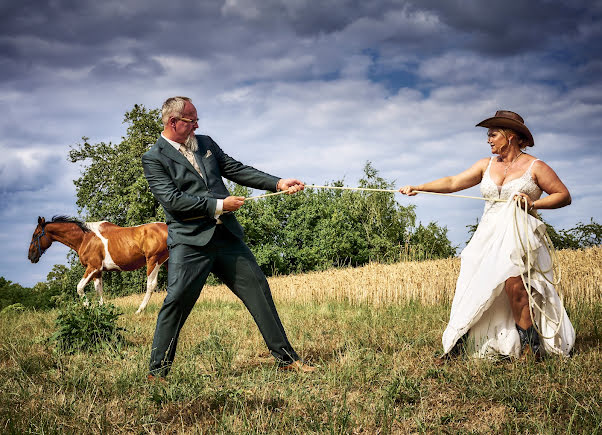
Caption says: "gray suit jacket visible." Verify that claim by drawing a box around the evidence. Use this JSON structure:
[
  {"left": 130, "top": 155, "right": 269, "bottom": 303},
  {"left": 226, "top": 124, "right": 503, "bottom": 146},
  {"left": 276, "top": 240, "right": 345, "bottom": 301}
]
[{"left": 142, "top": 135, "right": 280, "bottom": 246}]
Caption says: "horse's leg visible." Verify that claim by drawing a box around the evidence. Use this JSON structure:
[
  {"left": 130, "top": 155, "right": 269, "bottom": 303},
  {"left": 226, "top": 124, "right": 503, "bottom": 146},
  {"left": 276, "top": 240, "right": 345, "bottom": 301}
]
[
  {"left": 136, "top": 258, "right": 166, "bottom": 314},
  {"left": 94, "top": 275, "right": 104, "bottom": 305},
  {"left": 77, "top": 268, "right": 98, "bottom": 307}
]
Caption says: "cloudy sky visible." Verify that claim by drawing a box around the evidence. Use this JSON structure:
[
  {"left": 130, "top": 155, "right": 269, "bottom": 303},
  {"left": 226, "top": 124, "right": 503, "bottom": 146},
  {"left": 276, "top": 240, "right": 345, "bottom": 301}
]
[{"left": 2, "top": 0, "right": 601, "bottom": 287}]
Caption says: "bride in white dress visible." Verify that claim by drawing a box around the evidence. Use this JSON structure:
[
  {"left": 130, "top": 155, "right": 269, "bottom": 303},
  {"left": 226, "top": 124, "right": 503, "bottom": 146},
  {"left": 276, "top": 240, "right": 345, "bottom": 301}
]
[{"left": 400, "top": 110, "right": 575, "bottom": 359}]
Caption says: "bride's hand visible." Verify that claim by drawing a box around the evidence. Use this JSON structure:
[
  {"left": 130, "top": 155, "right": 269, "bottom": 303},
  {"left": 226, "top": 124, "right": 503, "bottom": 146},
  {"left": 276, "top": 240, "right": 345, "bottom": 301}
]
[{"left": 513, "top": 193, "right": 533, "bottom": 211}]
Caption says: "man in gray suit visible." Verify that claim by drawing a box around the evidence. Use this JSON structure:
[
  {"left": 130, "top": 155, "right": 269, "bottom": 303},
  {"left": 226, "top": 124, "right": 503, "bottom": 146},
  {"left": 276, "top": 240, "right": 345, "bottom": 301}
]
[{"left": 142, "top": 96, "right": 314, "bottom": 379}]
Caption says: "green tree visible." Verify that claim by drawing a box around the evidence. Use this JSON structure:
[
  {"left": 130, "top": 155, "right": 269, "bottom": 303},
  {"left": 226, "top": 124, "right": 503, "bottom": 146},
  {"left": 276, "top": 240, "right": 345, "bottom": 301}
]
[
  {"left": 410, "top": 222, "right": 457, "bottom": 260},
  {"left": 543, "top": 217, "right": 602, "bottom": 250},
  {"left": 68, "top": 105, "right": 166, "bottom": 296},
  {"left": 69, "top": 104, "right": 164, "bottom": 225},
  {"left": 566, "top": 218, "right": 602, "bottom": 247},
  {"left": 0, "top": 277, "right": 28, "bottom": 311},
  {"left": 44, "top": 258, "right": 85, "bottom": 301},
  {"left": 235, "top": 162, "right": 455, "bottom": 276},
  {"left": 350, "top": 162, "right": 420, "bottom": 262},
  {"left": 0, "top": 276, "right": 61, "bottom": 311}
]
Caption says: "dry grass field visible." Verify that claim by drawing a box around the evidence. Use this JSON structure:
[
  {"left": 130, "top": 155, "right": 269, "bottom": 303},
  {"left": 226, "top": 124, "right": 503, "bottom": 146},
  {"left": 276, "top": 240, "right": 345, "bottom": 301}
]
[
  {"left": 1, "top": 247, "right": 600, "bottom": 433},
  {"left": 120, "top": 246, "right": 601, "bottom": 308}
]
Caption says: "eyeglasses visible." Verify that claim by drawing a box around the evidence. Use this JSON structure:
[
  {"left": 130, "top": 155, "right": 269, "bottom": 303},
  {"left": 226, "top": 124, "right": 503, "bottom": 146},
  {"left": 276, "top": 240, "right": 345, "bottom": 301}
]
[{"left": 178, "top": 117, "right": 199, "bottom": 124}]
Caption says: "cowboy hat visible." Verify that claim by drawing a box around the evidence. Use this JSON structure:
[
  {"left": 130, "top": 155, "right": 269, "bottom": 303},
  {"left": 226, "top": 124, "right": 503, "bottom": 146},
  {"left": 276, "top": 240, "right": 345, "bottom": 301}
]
[{"left": 476, "top": 110, "right": 534, "bottom": 147}]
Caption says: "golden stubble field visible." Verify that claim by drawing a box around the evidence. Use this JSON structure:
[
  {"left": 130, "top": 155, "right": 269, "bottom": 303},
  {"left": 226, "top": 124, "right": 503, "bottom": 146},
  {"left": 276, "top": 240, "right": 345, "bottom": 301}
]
[{"left": 120, "top": 246, "right": 602, "bottom": 309}]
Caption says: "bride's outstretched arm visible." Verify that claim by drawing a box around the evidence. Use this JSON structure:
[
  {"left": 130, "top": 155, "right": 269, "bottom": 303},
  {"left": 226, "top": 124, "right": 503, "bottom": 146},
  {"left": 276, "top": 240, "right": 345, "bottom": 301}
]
[{"left": 399, "top": 158, "right": 488, "bottom": 196}]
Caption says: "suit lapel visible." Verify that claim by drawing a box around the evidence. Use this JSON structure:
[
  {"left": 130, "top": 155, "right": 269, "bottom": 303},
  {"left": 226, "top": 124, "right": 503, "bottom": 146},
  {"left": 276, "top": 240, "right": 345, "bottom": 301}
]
[
  {"left": 192, "top": 140, "right": 209, "bottom": 181},
  {"left": 158, "top": 137, "right": 207, "bottom": 185}
]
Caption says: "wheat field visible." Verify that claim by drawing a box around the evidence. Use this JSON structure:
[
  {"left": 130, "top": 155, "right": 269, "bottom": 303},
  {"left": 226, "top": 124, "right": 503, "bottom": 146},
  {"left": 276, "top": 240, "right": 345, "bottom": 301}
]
[{"left": 120, "top": 246, "right": 602, "bottom": 310}]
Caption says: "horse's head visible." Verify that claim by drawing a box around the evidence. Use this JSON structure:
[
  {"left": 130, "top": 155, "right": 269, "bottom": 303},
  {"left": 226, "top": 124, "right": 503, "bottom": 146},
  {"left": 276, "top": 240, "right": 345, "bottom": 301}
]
[{"left": 28, "top": 216, "right": 51, "bottom": 263}]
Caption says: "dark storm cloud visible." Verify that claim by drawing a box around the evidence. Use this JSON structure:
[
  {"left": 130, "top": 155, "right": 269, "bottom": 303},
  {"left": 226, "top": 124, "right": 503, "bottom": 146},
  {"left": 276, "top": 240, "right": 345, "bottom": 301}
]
[
  {"left": 413, "top": 0, "right": 600, "bottom": 54},
  {"left": 2, "top": 0, "right": 599, "bottom": 90},
  {"left": 0, "top": 1, "right": 221, "bottom": 85},
  {"left": 89, "top": 51, "right": 165, "bottom": 79},
  {"left": 2, "top": 0, "right": 166, "bottom": 44},
  {"left": 214, "top": 0, "right": 601, "bottom": 60},
  {"left": 219, "top": 0, "right": 393, "bottom": 35}
]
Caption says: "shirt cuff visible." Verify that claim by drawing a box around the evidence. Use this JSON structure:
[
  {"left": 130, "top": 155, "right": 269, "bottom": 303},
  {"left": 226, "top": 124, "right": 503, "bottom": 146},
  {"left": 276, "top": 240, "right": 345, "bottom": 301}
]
[{"left": 214, "top": 199, "right": 224, "bottom": 219}]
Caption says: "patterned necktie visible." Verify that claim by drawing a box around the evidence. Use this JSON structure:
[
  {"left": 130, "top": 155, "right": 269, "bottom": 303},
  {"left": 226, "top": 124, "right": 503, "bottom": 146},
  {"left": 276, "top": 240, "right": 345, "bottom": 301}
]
[{"left": 179, "top": 146, "right": 203, "bottom": 178}]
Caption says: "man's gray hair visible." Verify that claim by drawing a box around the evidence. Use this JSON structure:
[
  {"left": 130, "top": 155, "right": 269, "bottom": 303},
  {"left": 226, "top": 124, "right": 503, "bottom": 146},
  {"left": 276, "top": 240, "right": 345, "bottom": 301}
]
[{"left": 161, "top": 96, "right": 192, "bottom": 126}]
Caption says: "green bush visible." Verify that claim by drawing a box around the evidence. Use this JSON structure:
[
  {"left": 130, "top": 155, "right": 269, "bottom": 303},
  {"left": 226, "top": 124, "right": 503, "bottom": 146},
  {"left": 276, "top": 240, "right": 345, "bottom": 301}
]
[
  {"left": 234, "top": 162, "right": 456, "bottom": 276},
  {"left": 50, "top": 302, "right": 126, "bottom": 353},
  {"left": 0, "top": 303, "right": 26, "bottom": 314},
  {"left": 543, "top": 217, "right": 602, "bottom": 249},
  {"left": 0, "top": 276, "right": 61, "bottom": 311}
]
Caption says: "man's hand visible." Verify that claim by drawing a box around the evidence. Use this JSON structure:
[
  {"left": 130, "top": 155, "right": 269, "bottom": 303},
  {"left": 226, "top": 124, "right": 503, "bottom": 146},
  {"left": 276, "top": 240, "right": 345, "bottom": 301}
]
[
  {"left": 223, "top": 196, "right": 245, "bottom": 211},
  {"left": 277, "top": 179, "right": 305, "bottom": 194},
  {"left": 399, "top": 185, "right": 418, "bottom": 196}
]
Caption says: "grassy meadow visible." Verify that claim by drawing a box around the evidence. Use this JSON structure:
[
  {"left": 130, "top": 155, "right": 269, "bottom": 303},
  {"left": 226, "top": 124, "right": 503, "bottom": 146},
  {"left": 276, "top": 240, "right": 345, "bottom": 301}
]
[{"left": 0, "top": 247, "right": 600, "bottom": 433}]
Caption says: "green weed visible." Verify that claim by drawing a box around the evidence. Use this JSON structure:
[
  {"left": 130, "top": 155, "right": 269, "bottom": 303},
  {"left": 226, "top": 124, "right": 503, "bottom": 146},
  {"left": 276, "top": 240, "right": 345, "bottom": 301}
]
[{"left": 49, "top": 301, "right": 126, "bottom": 353}]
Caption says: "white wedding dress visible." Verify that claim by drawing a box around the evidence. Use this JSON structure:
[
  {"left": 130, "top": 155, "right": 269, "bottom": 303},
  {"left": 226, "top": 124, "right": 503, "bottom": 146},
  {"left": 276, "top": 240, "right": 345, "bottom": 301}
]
[{"left": 442, "top": 157, "right": 575, "bottom": 358}]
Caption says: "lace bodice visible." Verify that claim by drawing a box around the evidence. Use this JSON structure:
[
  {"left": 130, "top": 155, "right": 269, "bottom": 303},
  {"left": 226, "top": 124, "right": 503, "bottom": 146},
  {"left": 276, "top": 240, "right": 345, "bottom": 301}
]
[{"left": 480, "top": 157, "right": 542, "bottom": 220}]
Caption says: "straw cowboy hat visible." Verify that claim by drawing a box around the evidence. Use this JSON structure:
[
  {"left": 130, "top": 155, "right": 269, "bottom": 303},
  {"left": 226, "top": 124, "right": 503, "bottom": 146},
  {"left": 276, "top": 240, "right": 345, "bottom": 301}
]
[{"left": 476, "top": 110, "right": 534, "bottom": 147}]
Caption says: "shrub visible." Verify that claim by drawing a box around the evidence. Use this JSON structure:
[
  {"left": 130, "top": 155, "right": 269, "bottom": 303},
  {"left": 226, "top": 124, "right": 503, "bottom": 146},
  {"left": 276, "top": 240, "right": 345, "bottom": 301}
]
[
  {"left": 0, "top": 303, "right": 26, "bottom": 314},
  {"left": 50, "top": 302, "right": 126, "bottom": 353}
]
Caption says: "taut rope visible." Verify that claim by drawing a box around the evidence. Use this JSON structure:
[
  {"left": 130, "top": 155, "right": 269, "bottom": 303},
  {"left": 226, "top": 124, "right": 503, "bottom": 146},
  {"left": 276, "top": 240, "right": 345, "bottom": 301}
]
[
  {"left": 246, "top": 184, "right": 508, "bottom": 202},
  {"left": 182, "top": 184, "right": 561, "bottom": 338},
  {"left": 247, "top": 184, "right": 562, "bottom": 339}
]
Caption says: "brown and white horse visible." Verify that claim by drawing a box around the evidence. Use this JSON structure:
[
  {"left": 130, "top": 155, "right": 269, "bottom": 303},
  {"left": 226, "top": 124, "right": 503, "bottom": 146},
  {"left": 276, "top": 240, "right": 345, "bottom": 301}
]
[{"left": 28, "top": 216, "right": 168, "bottom": 313}]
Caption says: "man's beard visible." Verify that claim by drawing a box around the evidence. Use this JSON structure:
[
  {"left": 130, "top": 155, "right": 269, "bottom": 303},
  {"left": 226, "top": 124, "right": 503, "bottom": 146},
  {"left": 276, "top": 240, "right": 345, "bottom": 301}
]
[{"left": 184, "top": 133, "right": 198, "bottom": 152}]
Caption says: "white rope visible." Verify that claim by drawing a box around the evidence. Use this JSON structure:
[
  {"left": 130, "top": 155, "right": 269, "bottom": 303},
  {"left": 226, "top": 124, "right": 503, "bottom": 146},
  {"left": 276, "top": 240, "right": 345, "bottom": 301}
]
[
  {"left": 245, "top": 184, "right": 399, "bottom": 200},
  {"left": 247, "top": 184, "right": 563, "bottom": 340},
  {"left": 246, "top": 184, "right": 508, "bottom": 202},
  {"left": 512, "top": 196, "right": 564, "bottom": 339}
]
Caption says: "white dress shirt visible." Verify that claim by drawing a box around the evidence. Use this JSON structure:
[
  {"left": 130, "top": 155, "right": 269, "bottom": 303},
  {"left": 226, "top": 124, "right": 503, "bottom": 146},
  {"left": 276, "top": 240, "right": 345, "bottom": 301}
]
[{"left": 162, "top": 133, "right": 224, "bottom": 220}]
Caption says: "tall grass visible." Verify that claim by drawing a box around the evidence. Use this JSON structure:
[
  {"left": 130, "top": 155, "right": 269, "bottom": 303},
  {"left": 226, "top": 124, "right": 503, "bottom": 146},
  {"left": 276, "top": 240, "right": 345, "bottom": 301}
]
[{"left": 0, "top": 247, "right": 600, "bottom": 433}]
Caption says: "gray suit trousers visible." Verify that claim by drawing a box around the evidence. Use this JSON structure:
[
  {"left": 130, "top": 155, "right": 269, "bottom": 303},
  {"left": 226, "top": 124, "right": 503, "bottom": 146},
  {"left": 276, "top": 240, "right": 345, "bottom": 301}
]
[{"left": 149, "top": 225, "right": 299, "bottom": 376}]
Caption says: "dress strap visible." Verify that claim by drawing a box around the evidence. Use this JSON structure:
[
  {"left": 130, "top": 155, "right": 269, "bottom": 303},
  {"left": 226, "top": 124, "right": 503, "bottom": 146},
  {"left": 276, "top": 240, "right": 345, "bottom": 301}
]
[
  {"left": 485, "top": 156, "right": 494, "bottom": 172},
  {"left": 483, "top": 157, "right": 495, "bottom": 183},
  {"left": 526, "top": 158, "right": 540, "bottom": 173}
]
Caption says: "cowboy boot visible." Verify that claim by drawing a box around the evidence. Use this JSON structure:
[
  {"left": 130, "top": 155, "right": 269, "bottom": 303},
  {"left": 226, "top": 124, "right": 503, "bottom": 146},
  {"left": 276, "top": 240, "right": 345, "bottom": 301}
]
[
  {"left": 525, "top": 325, "right": 543, "bottom": 360},
  {"left": 517, "top": 324, "right": 528, "bottom": 351},
  {"left": 449, "top": 333, "right": 467, "bottom": 357},
  {"left": 436, "top": 333, "right": 467, "bottom": 365},
  {"left": 516, "top": 324, "right": 543, "bottom": 360}
]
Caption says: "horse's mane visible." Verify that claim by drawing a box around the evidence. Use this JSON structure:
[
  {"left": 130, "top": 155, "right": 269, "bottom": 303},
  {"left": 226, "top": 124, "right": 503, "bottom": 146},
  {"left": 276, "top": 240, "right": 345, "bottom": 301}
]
[{"left": 47, "top": 215, "right": 90, "bottom": 233}]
